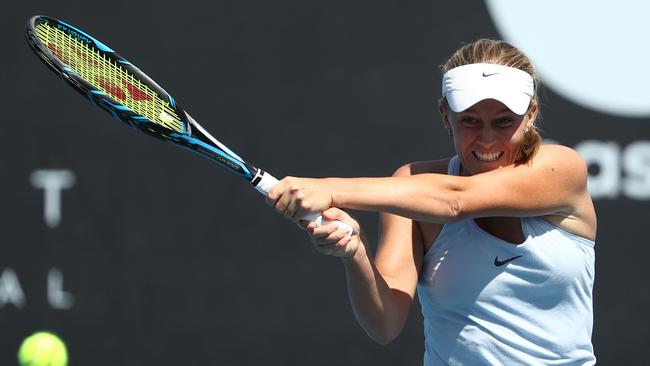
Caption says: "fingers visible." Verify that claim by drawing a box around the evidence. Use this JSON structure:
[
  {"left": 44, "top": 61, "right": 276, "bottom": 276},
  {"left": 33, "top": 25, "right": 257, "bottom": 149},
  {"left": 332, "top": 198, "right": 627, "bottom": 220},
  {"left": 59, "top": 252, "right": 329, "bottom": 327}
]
[
  {"left": 321, "top": 207, "right": 346, "bottom": 220},
  {"left": 266, "top": 176, "right": 333, "bottom": 223},
  {"left": 297, "top": 220, "right": 317, "bottom": 231},
  {"left": 312, "top": 231, "right": 352, "bottom": 257},
  {"left": 320, "top": 207, "right": 359, "bottom": 235},
  {"left": 266, "top": 178, "right": 298, "bottom": 220},
  {"left": 267, "top": 178, "right": 358, "bottom": 257},
  {"left": 265, "top": 177, "right": 293, "bottom": 218},
  {"left": 309, "top": 221, "right": 341, "bottom": 239},
  {"left": 309, "top": 223, "right": 355, "bottom": 255}
]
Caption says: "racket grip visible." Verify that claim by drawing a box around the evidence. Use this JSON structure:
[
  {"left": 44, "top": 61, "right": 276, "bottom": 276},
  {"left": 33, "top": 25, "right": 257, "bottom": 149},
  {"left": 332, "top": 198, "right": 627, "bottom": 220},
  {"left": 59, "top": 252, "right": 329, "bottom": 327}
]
[
  {"left": 253, "top": 171, "right": 354, "bottom": 236},
  {"left": 302, "top": 212, "right": 354, "bottom": 237}
]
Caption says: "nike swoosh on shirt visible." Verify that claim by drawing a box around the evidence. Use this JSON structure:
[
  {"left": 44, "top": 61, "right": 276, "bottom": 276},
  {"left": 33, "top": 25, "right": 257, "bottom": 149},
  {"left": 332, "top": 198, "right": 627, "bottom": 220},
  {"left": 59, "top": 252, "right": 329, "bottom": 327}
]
[{"left": 494, "top": 255, "right": 522, "bottom": 267}]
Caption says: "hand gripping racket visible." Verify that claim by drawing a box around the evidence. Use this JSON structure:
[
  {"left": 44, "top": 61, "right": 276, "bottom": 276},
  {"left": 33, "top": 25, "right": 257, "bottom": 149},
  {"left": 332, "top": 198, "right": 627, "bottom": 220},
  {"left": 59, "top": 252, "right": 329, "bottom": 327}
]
[{"left": 26, "top": 15, "right": 352, "bottom": 235}]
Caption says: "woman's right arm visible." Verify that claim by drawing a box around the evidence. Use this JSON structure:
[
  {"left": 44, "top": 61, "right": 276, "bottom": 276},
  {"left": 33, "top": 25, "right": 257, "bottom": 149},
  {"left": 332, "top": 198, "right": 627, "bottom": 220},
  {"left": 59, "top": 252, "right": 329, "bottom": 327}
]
[
  {"left": 343, "top": 209, "right": 424, "bottom": 345},
  {"left": 306, "top": 164, "right": 425, "bottom": 345}
]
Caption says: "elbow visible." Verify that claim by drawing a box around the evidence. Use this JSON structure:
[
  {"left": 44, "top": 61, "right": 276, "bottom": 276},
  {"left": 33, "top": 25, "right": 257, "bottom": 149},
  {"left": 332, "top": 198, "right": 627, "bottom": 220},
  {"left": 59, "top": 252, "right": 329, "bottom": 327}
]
[
  {"left": 373, "top": 337, "right": 395, "bottom": 346},
  {"left": 415, "top": 193, "right": 464, "bottom": 224},
  {"left": 361, "top": 318, "right": 403, "bottom": 345},
  {"left": 366, "top": 329, "right": 398, "bottom": 346},
  {"left": 442, "top": 193, "right": 464, "bottom": 224},
  {"left": 424, "top": 180, "right": 466, "bottom": 224}
]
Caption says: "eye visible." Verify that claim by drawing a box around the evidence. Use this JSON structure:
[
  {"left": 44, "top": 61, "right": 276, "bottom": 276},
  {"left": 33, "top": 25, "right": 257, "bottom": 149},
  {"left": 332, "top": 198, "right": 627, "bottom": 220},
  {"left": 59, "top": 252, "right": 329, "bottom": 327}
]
[
  {"left": 460, "top": 116, "right": 479, "bottom": 126},
  {"left": 495, "top": 117, "right": 515, "bottom": 128}
]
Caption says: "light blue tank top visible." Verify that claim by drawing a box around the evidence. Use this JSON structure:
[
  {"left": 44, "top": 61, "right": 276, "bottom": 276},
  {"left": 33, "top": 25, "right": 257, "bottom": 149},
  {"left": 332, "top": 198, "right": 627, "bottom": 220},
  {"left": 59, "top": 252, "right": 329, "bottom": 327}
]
[{"left": 417, "top": 156, "right": 596, "bottom": 365}]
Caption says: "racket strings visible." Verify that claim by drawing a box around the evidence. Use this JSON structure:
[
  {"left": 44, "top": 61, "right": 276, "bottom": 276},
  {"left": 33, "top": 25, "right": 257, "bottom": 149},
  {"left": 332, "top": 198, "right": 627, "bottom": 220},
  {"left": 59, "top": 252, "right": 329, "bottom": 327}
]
[{"left": 34, "top": 22, "right": 183, "bottom": 133}]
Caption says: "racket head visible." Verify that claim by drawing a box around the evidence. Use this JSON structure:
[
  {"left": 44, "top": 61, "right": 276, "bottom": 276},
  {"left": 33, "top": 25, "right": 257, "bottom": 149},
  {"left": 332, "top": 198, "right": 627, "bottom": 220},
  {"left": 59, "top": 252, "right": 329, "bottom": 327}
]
[
  {"left": 26, "top": 15, "right": 257, "bottom": 180},
  {"left": 26, "top": 16, "right": 187, "bottom": 135}
]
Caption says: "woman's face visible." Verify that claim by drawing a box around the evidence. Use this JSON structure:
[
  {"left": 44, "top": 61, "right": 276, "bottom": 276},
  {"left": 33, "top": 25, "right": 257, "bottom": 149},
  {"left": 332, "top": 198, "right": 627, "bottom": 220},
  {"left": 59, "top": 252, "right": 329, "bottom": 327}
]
[{"left": 442, "top": 98, "right": 537, "bottom": 176}]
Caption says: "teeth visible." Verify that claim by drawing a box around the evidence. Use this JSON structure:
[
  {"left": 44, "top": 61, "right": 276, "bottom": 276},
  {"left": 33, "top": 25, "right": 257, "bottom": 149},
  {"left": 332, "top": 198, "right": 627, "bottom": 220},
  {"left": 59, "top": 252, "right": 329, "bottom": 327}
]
[{"left": 473, "top": 151, "right": 502, "bottom": 161}]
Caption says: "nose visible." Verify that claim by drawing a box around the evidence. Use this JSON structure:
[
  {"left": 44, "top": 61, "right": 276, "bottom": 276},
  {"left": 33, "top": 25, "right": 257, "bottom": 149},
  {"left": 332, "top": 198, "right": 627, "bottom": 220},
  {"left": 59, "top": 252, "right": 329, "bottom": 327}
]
[{"left": 475, "top": 126, "right": 499, "bottom": 148}]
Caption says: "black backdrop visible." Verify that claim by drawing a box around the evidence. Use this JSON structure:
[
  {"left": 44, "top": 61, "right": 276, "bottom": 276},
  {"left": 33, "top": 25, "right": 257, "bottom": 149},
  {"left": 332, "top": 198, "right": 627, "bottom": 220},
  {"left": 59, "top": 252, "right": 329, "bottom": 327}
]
[{"left": 2, "top": 1, "right": 648, "bottom": 365}]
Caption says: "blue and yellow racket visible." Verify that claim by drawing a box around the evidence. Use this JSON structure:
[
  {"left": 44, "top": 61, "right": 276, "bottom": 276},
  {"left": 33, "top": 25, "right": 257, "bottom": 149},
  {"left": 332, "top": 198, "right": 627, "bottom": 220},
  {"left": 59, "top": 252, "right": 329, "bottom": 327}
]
[{"left": 26, "top": 15, "right": 352, "bottom": 233}]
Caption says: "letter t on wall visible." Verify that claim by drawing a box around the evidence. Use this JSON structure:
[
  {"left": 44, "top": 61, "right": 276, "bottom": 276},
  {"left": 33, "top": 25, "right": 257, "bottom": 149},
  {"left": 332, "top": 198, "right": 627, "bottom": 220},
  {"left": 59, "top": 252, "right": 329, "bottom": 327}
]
[{"left": 30, "top": 169, "right": 76, "bottom": 228}]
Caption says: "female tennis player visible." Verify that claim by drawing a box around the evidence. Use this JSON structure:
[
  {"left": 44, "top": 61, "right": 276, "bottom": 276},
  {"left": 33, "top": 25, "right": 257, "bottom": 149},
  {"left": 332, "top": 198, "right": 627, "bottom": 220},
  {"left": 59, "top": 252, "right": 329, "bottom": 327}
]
[{"left": 267, "top": 39, "right": 596, "bottom": 365}]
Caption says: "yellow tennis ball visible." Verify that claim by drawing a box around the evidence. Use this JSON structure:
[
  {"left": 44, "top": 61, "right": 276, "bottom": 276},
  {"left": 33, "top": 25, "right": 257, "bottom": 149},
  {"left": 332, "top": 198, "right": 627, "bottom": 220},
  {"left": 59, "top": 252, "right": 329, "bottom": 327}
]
[{"left": 17, "top": 331, "right": 68, "bottom": 366}]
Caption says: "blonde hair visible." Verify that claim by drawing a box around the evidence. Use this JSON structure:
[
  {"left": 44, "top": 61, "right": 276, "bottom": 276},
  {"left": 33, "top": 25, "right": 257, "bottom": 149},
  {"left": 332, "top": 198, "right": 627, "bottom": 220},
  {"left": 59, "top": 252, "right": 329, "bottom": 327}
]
[{"left": 440, "top": 39, "right": 541, "bottom": 164}]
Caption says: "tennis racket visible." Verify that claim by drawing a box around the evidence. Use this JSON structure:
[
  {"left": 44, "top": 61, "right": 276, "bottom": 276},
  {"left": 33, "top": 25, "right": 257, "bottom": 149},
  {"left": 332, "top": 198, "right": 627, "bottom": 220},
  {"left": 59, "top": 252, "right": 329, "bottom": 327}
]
[{"left": 26, "top": 15, "right": 352, "bottom": 234}]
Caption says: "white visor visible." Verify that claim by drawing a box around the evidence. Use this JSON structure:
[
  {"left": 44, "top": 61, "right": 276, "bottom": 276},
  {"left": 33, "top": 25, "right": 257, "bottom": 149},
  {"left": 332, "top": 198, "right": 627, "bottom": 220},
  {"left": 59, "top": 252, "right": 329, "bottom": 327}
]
[{"left": 442, "top": 63, "right": 534, "bottom": 115}]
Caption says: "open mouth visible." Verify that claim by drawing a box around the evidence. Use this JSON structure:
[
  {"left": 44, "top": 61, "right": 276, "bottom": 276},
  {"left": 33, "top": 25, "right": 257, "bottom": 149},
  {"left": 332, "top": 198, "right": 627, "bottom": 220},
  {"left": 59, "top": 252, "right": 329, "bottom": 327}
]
[{"left": 473, "top": 151, "right": 504, "bottom": 162}]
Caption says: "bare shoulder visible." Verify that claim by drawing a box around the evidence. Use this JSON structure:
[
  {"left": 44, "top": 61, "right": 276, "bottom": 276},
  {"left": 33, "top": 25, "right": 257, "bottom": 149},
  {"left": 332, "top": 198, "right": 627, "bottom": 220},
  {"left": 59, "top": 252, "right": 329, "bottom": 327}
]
[
  {"left": 530, "top": 144, "right": 589, "bottom": 190},
  {"left": 393, "top": 158, "right": 452, "bottom": 177},
  {"left": 533, "top": 144, "right": 587, "bottom": 171},
  {"left": 532, "top": 145, "right": 596, "bottom": 240}
]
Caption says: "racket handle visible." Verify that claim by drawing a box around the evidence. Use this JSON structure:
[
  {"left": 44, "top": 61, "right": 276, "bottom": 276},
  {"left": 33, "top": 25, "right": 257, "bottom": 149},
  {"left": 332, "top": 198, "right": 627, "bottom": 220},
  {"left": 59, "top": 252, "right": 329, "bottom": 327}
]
[
  {"left": 301, "top": 212, "right": 354, "bottom": 237},
  {"left": 253, "top": 171, "right": 354, "bottom": 236}
]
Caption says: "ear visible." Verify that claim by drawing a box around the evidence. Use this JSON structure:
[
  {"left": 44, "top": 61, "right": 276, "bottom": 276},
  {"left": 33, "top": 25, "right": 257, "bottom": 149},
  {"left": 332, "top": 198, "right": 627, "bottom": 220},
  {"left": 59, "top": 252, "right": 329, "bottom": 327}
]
[
  {"left": 525, "top": 100, "right": 539, "bottom": 129},
  {"left": 439, "top": 102, "right": 452, "bottom": 130}
]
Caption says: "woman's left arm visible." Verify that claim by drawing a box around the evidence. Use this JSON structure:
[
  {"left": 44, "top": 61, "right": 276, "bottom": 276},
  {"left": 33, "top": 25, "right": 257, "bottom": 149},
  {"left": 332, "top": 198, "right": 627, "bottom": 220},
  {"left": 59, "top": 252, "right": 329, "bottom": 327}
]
[
  {"left": 449, "top": 145, "right": 588, "bottom": 220},
  {"left": 267, "top": 145, "right": 588, "bottom": 224}
]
